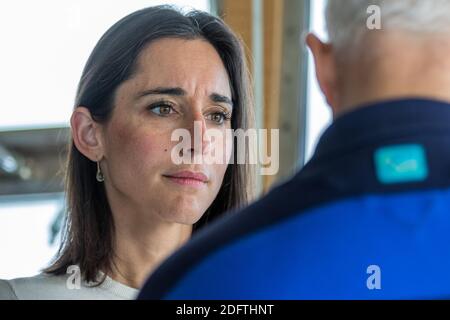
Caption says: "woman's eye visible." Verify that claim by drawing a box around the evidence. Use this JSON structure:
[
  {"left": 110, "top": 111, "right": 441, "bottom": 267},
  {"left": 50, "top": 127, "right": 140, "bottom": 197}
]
[
  {"left": 207, "top": 112, "right": 231, "bottom": 125},
  {"left": 207, "top": 112, "right": 231, "bottom": 124},
  {"left": 148, "top": 104, "right": 175, "bottom": 116}
]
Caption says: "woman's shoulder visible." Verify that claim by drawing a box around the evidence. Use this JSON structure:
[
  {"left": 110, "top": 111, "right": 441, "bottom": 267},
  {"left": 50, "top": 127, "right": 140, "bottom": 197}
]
[
  {"left": 0, "top": 278, "right": 17, "bottom": 299},
  {"left": 0, "top": 272, "right": 138, "bottom": 300},
  {"left": 0, "top": 273, "right": 76, "bottom": 300}
]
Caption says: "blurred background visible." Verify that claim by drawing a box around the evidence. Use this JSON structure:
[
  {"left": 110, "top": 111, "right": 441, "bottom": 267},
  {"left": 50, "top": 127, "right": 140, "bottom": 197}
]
[{"left": 0, "top": 0, "right": 331, "bottom": 279}]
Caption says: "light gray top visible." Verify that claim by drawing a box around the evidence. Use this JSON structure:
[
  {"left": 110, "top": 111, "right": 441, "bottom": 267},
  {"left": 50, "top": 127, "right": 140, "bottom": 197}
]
[{"left": 0, "top": 272, "right": 139, "bottom": 300}]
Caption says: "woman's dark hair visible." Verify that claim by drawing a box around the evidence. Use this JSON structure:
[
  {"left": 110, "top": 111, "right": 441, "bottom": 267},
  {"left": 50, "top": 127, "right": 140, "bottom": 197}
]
[{"left": 44, "top": 5, "right": 255, "bottom": 284}]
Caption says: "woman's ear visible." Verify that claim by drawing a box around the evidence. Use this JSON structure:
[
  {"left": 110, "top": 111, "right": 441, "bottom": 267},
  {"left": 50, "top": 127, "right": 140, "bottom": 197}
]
[
  {"left": 306, "top": 33, "right": 340, "bottom": 113},
  {"left": 70, "top": 107, "right": 105, "bottom": 161}
]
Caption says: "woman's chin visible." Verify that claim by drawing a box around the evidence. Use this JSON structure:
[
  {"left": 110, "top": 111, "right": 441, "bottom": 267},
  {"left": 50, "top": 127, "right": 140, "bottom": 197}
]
[{"left": 160, "top": 209, "right": 205, "bottom": 225}]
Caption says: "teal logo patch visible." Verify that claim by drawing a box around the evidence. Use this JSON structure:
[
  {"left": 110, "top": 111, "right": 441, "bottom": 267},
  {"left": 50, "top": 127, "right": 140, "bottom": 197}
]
[{"left": 374, "top": 144, "right": 428, "bottom": 184}]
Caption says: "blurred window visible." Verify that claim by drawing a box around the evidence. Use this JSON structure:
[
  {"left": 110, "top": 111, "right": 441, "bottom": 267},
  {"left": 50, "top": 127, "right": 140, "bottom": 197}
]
[{"left": 0, "top": 0, "right": 209, "bottom": 280}]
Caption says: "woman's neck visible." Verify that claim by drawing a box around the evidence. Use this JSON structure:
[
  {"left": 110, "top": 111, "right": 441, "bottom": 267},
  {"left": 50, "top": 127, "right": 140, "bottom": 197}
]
[{"left": 109, "top": 215, "right": 193, "bottom": 289}]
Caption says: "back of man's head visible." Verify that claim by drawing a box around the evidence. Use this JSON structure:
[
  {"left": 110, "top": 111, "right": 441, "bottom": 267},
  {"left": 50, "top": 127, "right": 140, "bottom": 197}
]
[
  {"left": 327, "top": 0, "right": 450, "bottom": 50},
  {"left": 307, "top": 0, "right": 450, "bottom": 117}
]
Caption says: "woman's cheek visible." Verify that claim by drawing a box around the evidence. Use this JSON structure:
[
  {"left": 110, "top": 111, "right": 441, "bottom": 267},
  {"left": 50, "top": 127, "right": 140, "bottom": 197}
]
[
  {"left": 131, "top": 132, "right": 172, "bottom": 171},
  {"left": 223, "top": 129, "right": 234, "bottom": 165},
  {"left": 111, "top": 121, "right": 168, "bottom": 176},
  {"left": 212, "top": 136, "right": 232, "bottom": 190}
]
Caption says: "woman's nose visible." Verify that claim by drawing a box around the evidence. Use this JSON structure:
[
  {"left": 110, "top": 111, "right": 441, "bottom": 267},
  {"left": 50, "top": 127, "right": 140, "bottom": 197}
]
[{"left": 185, "top": 113, "right": 210, "bottom": 157}]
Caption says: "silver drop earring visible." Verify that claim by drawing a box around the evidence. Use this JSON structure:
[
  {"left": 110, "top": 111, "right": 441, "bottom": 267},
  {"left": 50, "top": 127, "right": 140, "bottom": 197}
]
[{"left": 96, "top": 161, "right": 104, "bottom": 182}]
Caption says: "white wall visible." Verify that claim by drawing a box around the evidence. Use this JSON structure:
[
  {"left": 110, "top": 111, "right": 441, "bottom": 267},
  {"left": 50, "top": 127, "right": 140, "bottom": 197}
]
[
  {"left": 305, "top": 0, "right": 333, "bottom": 162},
  {"left": 0, "top": 0, "right": 209, "bottom": 131}
]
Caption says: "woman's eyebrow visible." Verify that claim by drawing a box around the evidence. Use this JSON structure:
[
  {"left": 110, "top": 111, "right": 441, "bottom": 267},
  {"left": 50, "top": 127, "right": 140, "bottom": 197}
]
[
  {"left": 210, "top": 93, "right": 234, "bottom": 108},
  {"left": 135, "top": 87, "right": 185, "bottom": 99},
  {"left": 136, "top": 87, "right": 233, "bottom": 108}
]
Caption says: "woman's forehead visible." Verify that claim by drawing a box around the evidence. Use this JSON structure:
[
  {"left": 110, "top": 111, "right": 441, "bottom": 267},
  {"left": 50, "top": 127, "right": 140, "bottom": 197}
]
[{"left": 130, "top": 38, "right": 232, "bottom": 96}]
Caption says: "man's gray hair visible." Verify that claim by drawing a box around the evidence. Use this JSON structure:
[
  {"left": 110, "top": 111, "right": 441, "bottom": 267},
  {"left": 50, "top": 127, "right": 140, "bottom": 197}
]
[{"left": 326, "top": 0, "right": 450, "bottom": 49}]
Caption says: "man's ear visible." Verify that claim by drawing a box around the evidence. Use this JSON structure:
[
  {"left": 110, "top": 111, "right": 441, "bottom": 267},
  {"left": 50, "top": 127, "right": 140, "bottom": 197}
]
[
  {"left": 70, "top": 107, "right": 105, "bottom": 162},
  {"left": 306, "top": 33, "right": 339, "bottom": 112}
]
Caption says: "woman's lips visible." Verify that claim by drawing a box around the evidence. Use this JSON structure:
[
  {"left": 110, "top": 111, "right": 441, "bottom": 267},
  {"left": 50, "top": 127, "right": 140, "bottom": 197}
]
[{"left": 163, "top": 171, "right": 209, "bottom": 187}]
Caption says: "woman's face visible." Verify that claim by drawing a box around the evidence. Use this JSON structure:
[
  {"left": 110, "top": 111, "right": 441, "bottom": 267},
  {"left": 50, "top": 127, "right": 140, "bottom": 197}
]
[{"left": 101, "top": 38, "right": 233, "bottom": 225}]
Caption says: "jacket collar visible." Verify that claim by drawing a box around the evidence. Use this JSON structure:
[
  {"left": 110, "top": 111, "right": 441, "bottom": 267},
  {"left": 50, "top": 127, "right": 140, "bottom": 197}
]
[{"left": 312, "top": 98, "right": 450, "bottom": 162}]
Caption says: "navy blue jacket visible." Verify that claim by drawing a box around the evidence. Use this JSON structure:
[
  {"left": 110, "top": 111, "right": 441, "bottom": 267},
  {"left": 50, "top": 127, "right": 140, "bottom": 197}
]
[{"left": 138, "top": 99, "right": 450, "bottom": 299}]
